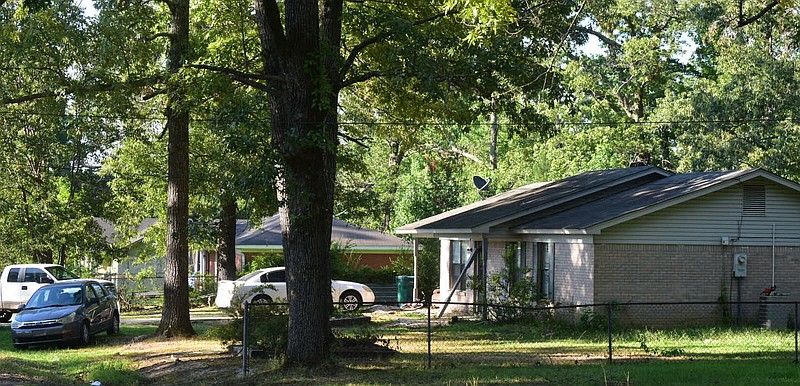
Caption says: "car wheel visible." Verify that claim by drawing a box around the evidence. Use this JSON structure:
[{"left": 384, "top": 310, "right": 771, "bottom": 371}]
[
  {"left": 78, "top": 322, "right": 91, "bottom": 346},
  {"left": 251, "top": 294, "right": 272, "bottom": 305},
  {"left": 0, "top": 311, "right": 11, "bottom": 323},
  {"left": 107, "top": 313, "right": 120, "bottom": 335},
  {"left": 340, "top": 291, "right": 363, "bottom": 312}
]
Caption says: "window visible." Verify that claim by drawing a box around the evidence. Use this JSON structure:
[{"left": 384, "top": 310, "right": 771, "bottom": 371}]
[
  {"left": 262, "top": 270, "right": 286, "bottom": 283},
  {"left": 505, "top": 242, "right": 525, "bottom": 282},
  {"left": 743, "top": 185, "right": 766, "bottom": 216},
  {"left": 91, "top": 282, "right": 107, "bottom": 297},
  {"left": 450, "top": 240, "right": 470, "bottom": 291},
  {"left": 86, "top": 285, "right": 99, "bottom": 302},
  {"left": 22, "top": 268, "right": 48, "bottom": 283},
  {"left": 45, "top": 266, "right": 79, "bottom": 280},
  {"left": 6, "top": 268, "right": 19, "bottom": 282},
  {"left": 534, "top": 242, "right": 553, "bottom": 300}
]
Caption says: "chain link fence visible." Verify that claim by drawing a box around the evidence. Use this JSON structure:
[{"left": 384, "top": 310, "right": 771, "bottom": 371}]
[{"left": 240, "top": 300, "right": 800, "bottom": 374}]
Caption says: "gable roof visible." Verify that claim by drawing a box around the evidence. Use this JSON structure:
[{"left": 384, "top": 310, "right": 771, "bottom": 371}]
[
  {"left": 237, "top": 214, "right": 409, "bottom": 251},
  {"left": 397, "top": 167, "right": 800, "bottom": 237},
  {"left": 396, "top": 166, "right": 671, "bottom": 235}
]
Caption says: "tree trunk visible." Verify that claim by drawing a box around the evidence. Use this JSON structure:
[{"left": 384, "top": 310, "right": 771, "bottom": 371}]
[
  {"left": 381, "top": 140, "right": 404, "bottom": 232},
  {"left": 157, "top": 0, "right": 194, "bottom": 338},
  {"left": 253, "top": 0, "right": 341, "bottom": 366},
  {"left": 270, "top": 82, "right": 338, "bottom": 368},
  {"left": 217, "top": 197, "right": 238, "bottom": 281}
]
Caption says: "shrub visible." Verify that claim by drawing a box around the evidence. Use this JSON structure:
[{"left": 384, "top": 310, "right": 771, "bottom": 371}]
[
  {"left": 209, "top": 285, "right": 289, "bottom": 359},
  {"left": 485, "top": 245, "right": 540, "bottom": 323}
]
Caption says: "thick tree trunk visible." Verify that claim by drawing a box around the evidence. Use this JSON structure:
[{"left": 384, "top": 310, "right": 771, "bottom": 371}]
[
  {"left": 157, "top": 0, "right": 194, "bottom": 338},
  {"left": 217, "top": 197, "right": 238, "bottom": 281},
  {"left": 271, "top": 87, "right": 338, "bottom": 368},
  {"left": 253, "top": 0, "right": 342, "bottom": 366}
]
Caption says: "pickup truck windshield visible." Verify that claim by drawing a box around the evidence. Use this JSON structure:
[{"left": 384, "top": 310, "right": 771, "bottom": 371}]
[{"left": 44, "top": 266, "right": 79, "bottom": 280}]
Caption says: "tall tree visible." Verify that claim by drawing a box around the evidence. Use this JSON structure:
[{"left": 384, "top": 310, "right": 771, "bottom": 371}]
[
  {"left": 157, "top": 0, "right": 194, "bottom": 337},
  {"left": 195, "top": 0, "right": 517, "bottom": 366}
]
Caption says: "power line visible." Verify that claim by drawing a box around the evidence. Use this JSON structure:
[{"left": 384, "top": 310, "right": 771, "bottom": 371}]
[{"left": 0, "top": 109, "right": 799, "bottom": 127}]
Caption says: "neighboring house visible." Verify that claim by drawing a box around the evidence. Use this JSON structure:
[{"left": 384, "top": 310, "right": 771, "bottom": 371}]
[
  {"left": 397, "top": 166, "right": 800, "bottom": 325},
  {"left": 191, "top": 214, "right": 411, "bottom": 277},
  {"left": 99, "top": 215, "right": 409, "bottom": 291}
]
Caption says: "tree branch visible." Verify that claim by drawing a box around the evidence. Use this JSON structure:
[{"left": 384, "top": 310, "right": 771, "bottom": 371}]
[
  {"left": 339, "top": 10, "right": 454, "bottom": 83},
  {"left": 737, "top": 0, "right": 780, "bottom": 28},
  {"left": 2, "top": 76, "right": 162, "bottom": 105},
  {"left": 187, "top": 64, "right": 282, "bottom": 92},
  {"left": 574, "top": 25, "right": 620, "bottom": 50},
  {"left": 145, "top": 32, "right": 174, "bottom": 43},
  {"left": 340, "top": 70, "right": 384, "bottom": 88},
  {"left": 253, "top": 0, "right": 285, "bottom": 76},
  {"left": 338, "top": 132, "right": 369, "bottom": 148}
]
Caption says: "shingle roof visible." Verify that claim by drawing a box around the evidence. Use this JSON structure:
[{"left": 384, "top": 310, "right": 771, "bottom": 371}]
[
  {"left": 237, "top": 214, "right": 409, "bottom": 248},
  {"left": 396, "top": 166, "right": 671, "bottom": 233},
  {"left": 395, "top": 167, "right": 800, "bottom": 236},
  {"left": 510, "top": 169, "right": 752, "bottom": 231}
]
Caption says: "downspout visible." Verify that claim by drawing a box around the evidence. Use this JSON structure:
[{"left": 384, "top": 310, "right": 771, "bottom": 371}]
[
  {"left": 482, "top": 236, "right": 489, "bottom": 320},
  {"left": 413, "top": 239, "right": 419, "bottom": 302},
  {"left": 772, "top": 224, "right": 776, "bottom": 289}
]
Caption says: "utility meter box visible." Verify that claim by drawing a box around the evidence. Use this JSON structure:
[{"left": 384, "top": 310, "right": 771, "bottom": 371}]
[{"left": 733, "top": 253, "right": 748, "bottom": 277}]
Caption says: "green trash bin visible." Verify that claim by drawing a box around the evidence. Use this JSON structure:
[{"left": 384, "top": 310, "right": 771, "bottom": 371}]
[{"left": 396, "top": 275, "right": 414, "bottom": 305}]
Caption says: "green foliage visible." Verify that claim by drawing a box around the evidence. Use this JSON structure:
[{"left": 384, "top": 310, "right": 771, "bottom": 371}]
[
  {"left": 243, "top": 251, "right": 285, "bottom": 274},
  {"left": 485, "top": 245, "right": 540, "bottom": 323},
  {"left": 189, "top": 273, "right": 218, "bottom": 307},
  {"left": 210, "top": 293, "right": 289, "bottom": 359},
  {"left": 331, "top": 243, "right": 413, "bottom": 285}
]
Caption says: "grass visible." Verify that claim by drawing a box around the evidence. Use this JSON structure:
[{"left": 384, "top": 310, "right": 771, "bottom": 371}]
[
  {"left": 0, "top": 325, "right": 152, "bottom": 385},
  {"left": 2, "top": 309, "right": 800, "bottom": 385}
]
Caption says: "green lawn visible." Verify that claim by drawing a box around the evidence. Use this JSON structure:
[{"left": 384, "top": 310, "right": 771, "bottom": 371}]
[{"left": 2, "top": 312, "right": 800, "bottom": 385}]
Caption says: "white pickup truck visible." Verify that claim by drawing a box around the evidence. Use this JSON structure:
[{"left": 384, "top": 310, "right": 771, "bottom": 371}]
[{"left": 0, "top": 264, "right": 91, "bottom": 322}]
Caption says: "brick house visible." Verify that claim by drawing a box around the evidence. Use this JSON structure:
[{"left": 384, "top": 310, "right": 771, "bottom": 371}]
[
  {"left": 397, "top": 166, "right": 800, "bottom": 325},
  {"left": 192, "top": 214, "right": 411, "bottom": 277}
]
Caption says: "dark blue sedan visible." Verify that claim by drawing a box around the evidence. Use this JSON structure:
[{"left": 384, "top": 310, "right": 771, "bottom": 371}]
[{"left": 10, "top": 279, "right": 120, "bottom": 349}]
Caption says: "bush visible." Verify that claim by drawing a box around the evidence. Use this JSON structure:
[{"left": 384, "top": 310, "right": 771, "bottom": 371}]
[
  {"left": 189, "top": 274, "right": 217, "bottom": 307},
  {"left": 485, "top": 245, "right": 540, "bottom": 323},
  {"left": 209, "top": 286, "right": 289, "bottom": 359}
]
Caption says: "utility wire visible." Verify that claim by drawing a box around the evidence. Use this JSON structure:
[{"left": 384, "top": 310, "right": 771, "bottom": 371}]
[{"left": 1, "top": 109, "right": 799, "bottom": 127}]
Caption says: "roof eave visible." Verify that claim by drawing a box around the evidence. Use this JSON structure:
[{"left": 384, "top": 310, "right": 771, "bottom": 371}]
[{"left": 513, "top": 229, "right": 593, "bottom": 235}]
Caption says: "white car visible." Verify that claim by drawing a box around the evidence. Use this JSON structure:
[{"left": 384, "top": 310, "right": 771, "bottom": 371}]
[{"left": 214, "top": 267, "right": 375, "bottom": 311}]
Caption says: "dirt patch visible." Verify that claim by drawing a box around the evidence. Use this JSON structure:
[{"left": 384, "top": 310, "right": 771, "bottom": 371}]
[{"left": 120, "top": 336, "right": 245, "bottom": 385}]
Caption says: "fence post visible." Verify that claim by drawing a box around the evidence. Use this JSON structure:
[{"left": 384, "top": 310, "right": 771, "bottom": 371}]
[
  {"left": 795, "top": 302, "right": 798, "bottom": 364},
  {"left": 607, "top": 303, "right": 613, "bottom": 364},
  {"left": 242, "top": 301, "right": 250, "bottom": 376},
  {"left": 427, "top": 301, "right": 432, "bottom": 369}
]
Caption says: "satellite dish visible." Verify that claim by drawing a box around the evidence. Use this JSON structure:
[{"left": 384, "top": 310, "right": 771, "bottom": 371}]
[{"left": 472, "top": 176, "right": 492, "bottom": 191}]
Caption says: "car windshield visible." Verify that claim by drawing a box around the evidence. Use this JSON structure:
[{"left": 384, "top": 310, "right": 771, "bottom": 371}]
[
  {"left": 45, "top": 266, "right": 79, "bottom": 280},
  {"left": 26, "top": 286, "right": 83, "bottom": 309}
]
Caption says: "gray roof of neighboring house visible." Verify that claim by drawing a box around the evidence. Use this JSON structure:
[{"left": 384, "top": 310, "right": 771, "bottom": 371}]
[
  {"left": 96, "top": 216, "right": 408, "bottom": 250},
  {"left": 397, "top": 166, "right": 798, "bottom": 236},
  {"left": 236, "top": 214, "right": 409, "bottom": 249}
]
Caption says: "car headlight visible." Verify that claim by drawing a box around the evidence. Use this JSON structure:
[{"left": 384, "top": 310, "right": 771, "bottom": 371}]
[
  {"left": 10, "top": 319, "right": 21, "bottom": 329},
  {"left": 57, "top": 313, "right": 78, "bottom": 325}
]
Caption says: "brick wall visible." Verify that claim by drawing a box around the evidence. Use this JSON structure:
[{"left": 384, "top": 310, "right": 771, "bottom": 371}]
[
  {"left": 595, "top": 243, "right": 800, "bottom": 325},
  {"left": 554, "top": 242, "right": 594, "bottom": 305}
]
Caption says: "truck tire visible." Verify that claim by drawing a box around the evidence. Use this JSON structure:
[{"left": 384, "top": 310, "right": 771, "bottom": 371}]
[{"left": 0, "top": 311, "right": 11, "bottom": 323}]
